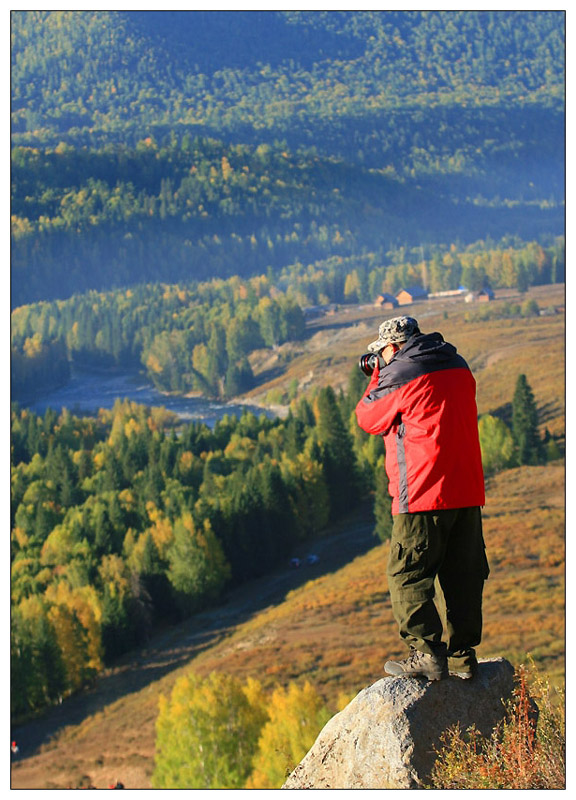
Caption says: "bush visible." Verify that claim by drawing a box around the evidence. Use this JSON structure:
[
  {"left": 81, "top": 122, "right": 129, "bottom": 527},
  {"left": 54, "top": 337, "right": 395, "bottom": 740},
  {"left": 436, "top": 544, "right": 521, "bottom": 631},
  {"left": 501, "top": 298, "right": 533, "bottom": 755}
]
[
  {"left": 429, "top": 665, "right": 565, "bottom": 789},
  {"left": 478, "top": 414, "right": 515, "bottom": 475}
]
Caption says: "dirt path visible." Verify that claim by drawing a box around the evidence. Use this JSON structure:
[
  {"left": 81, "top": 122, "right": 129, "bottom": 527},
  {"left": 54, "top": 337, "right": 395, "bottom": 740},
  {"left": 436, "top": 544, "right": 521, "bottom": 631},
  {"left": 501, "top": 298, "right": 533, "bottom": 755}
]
[{"left": 11, "top": 507, "right": 377, "bottom": 789}]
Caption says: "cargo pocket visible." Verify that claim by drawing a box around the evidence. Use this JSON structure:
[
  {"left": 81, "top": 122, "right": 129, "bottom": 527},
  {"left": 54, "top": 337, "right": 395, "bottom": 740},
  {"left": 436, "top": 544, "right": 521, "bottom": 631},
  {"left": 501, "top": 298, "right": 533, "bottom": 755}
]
[
  {"left": 387, "top": 533, "right": 428, "bottom": 578},
  {"left": 387, "top": 540, "right": 404, "bottom": 578},
  {"left": 407, "top": 540, "right": 428, "bottom": 576}
]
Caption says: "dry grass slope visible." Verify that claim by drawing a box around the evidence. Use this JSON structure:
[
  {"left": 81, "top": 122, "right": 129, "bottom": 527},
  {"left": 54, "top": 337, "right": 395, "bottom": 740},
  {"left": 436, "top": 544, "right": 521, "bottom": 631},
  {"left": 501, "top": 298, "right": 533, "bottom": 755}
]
[{"left": 246, "top": 284, "right": 565, "bottom": 439}]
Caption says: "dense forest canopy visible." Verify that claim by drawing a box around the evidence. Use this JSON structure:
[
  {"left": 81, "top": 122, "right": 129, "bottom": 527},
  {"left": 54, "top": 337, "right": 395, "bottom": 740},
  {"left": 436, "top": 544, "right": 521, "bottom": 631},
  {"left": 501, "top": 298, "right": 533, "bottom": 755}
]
[
  {"left": 10, "top": 385, "right": 371, "bottom": 718},
  {"left": 11, "top": 10, "right": 564, "bottom": 307},
  {"left": 11, "top": 10, "right": 565, "bottom": 145}
]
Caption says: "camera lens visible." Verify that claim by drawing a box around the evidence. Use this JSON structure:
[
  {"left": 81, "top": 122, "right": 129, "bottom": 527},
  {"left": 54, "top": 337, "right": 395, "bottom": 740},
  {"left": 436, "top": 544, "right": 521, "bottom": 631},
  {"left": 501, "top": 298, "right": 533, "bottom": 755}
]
[{"left": 359, "top": 353, "right": 377, "bottom": 376}]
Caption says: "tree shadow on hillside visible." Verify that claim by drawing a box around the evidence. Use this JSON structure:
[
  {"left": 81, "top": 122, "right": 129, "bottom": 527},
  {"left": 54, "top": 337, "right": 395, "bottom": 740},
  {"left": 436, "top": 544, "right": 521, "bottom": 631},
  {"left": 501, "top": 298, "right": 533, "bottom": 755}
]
[
  {"left": 489, "top": 400, "right": 563, "bottom": 429},
  {"left": 253, "top": 364, "right": 286, "bottom": 386}
]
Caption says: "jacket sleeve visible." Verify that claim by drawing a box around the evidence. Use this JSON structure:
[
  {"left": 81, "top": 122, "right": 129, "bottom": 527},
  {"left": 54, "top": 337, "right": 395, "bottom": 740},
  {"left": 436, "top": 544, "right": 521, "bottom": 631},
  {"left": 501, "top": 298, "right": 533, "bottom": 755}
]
[{"left": 355, "top": 365, "right": 402, "bottom": 436}]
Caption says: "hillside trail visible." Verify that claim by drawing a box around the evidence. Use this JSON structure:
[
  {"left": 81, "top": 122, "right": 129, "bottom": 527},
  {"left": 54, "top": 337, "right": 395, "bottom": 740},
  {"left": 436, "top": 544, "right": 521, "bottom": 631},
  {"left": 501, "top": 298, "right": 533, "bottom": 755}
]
[{"left": 11, "top": 505, "right": 377, "bottom": 789}]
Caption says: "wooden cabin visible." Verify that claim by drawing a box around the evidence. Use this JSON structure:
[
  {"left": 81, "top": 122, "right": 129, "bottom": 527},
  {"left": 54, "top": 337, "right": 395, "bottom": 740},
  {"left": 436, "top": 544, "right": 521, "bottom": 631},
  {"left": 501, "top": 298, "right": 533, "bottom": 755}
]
[{"left": 395, "top": 286, "right": 428, "bottom": 306}]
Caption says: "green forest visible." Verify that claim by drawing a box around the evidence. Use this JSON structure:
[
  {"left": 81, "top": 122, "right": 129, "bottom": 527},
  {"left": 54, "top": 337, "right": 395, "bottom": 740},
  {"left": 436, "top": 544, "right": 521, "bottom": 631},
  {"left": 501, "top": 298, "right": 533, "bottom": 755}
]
[
  {"left": 10, "top": 237, "right": 565, "bottom": 401},
  {"left": 11, "top": 11, "right": 564, "bottom": 306},
  {"left": 11, "top": 384, "right": 371, "bottom": 719}
]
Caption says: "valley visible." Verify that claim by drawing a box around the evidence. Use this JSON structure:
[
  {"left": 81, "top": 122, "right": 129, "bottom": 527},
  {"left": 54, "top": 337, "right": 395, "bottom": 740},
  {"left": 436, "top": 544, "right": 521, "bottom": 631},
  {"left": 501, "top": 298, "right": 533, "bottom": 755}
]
[{"left": 10, "top": 11, "right": 565, "bottom": 789}]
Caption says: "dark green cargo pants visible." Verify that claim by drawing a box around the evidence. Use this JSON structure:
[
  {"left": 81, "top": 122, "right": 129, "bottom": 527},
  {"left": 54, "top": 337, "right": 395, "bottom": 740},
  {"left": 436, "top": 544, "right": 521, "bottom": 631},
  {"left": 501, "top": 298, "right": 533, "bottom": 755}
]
[{"left": 387, "top": 507, "right": 489, "bottom": 670}]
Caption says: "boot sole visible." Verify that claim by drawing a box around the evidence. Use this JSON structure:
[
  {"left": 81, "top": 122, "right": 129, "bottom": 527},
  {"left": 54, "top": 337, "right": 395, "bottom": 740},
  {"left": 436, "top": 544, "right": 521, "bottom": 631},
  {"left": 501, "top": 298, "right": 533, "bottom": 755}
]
[
  {"left": 421, "top": 672, "right": 447, "bottom": 681},
  {"left": 385, "top": 669, "right": 447, "bottom": 680}
]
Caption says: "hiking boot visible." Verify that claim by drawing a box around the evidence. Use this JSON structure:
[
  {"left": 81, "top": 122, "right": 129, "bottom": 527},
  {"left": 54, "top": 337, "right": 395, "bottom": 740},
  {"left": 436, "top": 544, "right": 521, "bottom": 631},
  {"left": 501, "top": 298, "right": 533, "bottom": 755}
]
[
  {"left": 449, "top": 663, "right": 478, "bottom": 680},
  {"left": 448, "top": 652, "right": 478, "bottom": 680},
  {"left": 385, "top": 649, "right": 448, "bottom": 681}
]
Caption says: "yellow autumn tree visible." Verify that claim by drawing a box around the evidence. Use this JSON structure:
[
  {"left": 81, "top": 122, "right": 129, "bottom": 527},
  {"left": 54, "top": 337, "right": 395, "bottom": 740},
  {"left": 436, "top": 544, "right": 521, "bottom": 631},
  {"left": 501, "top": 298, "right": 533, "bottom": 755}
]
[
  {"left": 343, "top": 269, "right": 361, "bottom": 302},
  {"left": 45, "top": 581, "right": 103, "bottom": 691},
  {"left": 152, "top": 672, "right": 268, "bottom": 789},
  {"left": 246, "top": 681, "right": 331, "bottom": 788}
]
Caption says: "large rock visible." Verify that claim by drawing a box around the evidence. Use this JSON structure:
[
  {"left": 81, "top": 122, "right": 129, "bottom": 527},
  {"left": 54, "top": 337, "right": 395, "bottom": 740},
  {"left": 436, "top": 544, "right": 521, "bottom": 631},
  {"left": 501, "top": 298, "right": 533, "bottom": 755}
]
[{"left": 283, "top": 657, "right": 515, "bottom": 789}]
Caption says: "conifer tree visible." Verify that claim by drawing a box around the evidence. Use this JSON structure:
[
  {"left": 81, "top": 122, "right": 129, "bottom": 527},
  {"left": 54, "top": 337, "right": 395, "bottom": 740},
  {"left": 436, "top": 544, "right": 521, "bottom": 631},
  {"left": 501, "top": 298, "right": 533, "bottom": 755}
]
[
  {"left": 314, "top": 386, "right": 359, "bottom": 518},
  {"left": 373, "top": 455, "right": 393, "bottom": 542},
  {"left": 512, "top": 374, "right": 543, "bottom": 465},
  {"left": 224, "top": 356, "right": 254, "bottom": 398}
]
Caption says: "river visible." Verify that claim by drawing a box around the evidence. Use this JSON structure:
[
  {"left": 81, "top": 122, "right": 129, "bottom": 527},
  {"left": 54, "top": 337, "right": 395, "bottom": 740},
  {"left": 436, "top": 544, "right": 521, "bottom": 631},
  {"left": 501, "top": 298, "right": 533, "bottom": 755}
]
[{"left": 18, "top": 368, "right": 275, "bottom": 427}]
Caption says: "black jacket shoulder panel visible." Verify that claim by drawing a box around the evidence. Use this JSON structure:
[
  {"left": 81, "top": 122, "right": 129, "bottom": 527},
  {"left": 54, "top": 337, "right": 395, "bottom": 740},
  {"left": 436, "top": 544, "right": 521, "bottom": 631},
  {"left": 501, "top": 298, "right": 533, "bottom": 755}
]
[{"left": 373, "top": 333, "right": 470, "bottom": 397}]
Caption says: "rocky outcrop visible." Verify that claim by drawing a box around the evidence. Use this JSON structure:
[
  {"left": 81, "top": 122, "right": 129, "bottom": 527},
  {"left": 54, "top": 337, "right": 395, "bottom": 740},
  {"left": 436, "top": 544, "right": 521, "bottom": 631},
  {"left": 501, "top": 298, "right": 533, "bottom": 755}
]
[{"left": 283, "top": 657, "right": 515, "bottom": 789}]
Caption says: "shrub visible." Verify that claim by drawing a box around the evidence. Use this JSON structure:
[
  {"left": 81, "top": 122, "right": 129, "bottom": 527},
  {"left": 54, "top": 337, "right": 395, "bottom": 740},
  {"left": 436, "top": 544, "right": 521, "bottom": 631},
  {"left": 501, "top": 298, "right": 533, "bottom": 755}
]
[
  {"left": 478, "top": 414, "right": 515, "bottom": 475},
  {"left": 429, "top": 665, "right": 565, "bottom": 789}
]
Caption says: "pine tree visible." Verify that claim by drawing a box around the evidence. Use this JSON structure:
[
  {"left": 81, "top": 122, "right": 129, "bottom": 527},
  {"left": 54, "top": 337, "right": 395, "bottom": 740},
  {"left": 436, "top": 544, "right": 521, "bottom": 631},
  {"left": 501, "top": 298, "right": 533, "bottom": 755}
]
[
  {"left": 512, "top": 374, "right": 543, "bottom": 465},
  {"left": 314, "top": 386, "right": 359, "bottom": 518},
  {"left": 224, "top": 356, "right": 254, "bottom": 398}
]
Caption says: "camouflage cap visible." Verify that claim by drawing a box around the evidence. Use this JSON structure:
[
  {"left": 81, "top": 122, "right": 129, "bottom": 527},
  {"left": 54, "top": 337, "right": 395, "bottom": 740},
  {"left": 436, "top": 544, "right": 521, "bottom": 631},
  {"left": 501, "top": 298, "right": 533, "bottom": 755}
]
[{"left": 366, "top": 316, "right": 420, "bottom": 353}]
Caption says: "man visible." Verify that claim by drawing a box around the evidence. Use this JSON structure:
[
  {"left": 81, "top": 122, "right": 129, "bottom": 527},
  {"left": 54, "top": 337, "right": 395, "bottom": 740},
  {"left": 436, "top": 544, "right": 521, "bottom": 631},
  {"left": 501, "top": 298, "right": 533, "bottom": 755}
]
[{"left": 355, "top": 316, "right": 488, "bottom": 681}]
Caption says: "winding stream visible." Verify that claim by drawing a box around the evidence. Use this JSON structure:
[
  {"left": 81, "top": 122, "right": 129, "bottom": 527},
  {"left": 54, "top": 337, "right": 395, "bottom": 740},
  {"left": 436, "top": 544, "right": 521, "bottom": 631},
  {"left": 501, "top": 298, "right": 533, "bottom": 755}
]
[{"left": 18, "top": 367, "right": 274, "bottom": 427}]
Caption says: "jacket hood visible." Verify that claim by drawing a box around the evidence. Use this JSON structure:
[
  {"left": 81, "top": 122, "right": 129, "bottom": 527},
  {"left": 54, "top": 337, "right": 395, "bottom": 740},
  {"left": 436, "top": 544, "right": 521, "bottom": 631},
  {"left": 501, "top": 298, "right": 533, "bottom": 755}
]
[{"left": 397, "top": 331, "right": 457, "bottom": 363}]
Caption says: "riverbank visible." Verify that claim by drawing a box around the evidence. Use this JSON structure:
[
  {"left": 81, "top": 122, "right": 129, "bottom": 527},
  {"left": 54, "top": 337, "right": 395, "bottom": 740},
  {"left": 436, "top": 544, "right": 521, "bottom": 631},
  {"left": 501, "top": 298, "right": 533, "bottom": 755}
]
[{"left": 16, "top": 366, "right": 278, "bottom": 427}]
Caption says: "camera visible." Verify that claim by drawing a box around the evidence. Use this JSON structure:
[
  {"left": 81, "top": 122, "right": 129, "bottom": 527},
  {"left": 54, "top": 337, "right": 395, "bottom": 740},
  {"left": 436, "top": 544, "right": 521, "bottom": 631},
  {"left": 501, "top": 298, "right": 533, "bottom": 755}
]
[{"left": 359, "top": 352, "right": 381, "bottom": 376}]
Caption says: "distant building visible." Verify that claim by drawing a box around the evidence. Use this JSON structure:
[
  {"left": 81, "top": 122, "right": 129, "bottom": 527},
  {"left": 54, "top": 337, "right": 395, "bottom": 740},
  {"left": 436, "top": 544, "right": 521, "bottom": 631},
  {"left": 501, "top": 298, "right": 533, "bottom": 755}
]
[
  {"left": 396, "top": 286, "right": 428, "bottom": 306},
  {"left": 465, "top": 287, "right": 495, "bottom": 303},
  {"left": 374, "top": 292, "right": 399, "bottom": 309},
  {"left": 427, "top": 288, "right": 468, "bottom": 299}
]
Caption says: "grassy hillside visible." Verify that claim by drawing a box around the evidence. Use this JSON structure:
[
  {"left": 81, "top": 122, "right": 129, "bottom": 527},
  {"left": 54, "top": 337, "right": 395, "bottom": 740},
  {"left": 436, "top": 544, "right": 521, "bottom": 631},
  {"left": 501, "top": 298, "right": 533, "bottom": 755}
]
[
  {"left": 189, "top": 465, "right": 564, "bottom": 693},
  {"left": 243, "top": 283, "right": 565, "bottom": 438},
  {"left": 10, "top": 460, "right": 564, "bottom": 790}
]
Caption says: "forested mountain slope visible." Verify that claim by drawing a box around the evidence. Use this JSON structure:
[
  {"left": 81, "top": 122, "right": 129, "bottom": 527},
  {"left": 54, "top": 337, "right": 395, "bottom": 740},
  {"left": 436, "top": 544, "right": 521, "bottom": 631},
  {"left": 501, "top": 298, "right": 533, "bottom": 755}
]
[
  {"left": 11, "top": 10, "right": 565, "bottom": 151},
  {"left": 11, "top": 11, "right": 564, "bottom": 306}
]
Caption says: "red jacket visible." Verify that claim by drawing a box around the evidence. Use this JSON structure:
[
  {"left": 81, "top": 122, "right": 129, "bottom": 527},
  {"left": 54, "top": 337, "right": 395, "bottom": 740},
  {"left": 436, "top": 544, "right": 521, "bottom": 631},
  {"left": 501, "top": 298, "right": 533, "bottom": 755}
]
[{"left": 355, "top": 332, "right": 485, "bottom": 514}]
